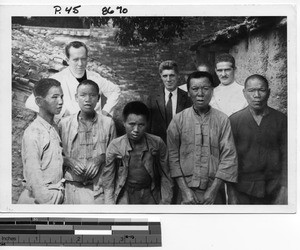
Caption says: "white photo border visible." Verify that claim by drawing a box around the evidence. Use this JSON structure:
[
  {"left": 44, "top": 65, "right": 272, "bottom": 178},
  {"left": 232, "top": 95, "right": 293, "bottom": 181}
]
[{"left": 0, "top": 4, "right": 297, "bottom": 214}]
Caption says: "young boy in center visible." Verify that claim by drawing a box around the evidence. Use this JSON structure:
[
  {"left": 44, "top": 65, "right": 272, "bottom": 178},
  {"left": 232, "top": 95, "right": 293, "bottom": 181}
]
[
  {"left": 102, "top": 101, "right": 173, "bottom": 204},
  {"left": 18, "top": 78, "right": 65, "bottom": 204},
  {"left": 58, "top": 79, "right": 116, "bottom": 204}
]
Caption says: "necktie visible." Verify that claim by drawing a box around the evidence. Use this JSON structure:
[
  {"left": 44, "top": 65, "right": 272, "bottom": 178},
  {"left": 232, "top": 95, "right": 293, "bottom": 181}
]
[{"left": 166, "top": 92, "right": 173, "bottom": 126}]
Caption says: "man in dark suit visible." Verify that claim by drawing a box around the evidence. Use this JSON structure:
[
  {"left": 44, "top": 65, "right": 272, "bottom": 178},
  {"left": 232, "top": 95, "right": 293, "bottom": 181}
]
[
  {"left": 148, "top": 60, "right": 192, "bottom": 143},
  {"left": 148, "top": 60, "right": 192, "bottom": 204}
]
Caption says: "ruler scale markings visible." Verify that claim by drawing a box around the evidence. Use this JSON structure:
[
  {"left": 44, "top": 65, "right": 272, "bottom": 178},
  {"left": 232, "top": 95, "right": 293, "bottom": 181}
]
[
  {"left": 82, "top": 235, "right": 97, "bottom": 245},
  {"left": 147, "top": 234, "right": 162, "bottom": 244},
  {"left": 101, "top": 235, "right": 112, "bottom": 246},
  {"left": 134, "top": 235, "right": 147, "bottom": 244},
  {"left": 0, "top": 218, "right": 161, "bottom": 247},
  {"left": 91, "top": 235, "right": 104, "bottom": 244}
]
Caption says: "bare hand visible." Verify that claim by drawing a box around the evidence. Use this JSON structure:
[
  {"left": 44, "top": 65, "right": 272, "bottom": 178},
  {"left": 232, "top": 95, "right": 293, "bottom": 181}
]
[
  {"left": 84, "top": 154, "right": 106, "bottom": 180},
  {"left": 71, "top": 159, "right": 86, "bottom": 176},
  {"left": 84, "top": 160, "right": 99, "bottom": 180},
  {"left": 203, "top": 178, "right": 223, "bottom": 204},
  {"left": 181, "top": 188, "right": 199, "bottom": 204},
  {"left": 203, "top": 186, "right": 218, "bottom": 204}
]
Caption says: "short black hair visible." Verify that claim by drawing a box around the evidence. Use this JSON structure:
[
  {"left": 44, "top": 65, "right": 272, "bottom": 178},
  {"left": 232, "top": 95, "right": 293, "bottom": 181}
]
[
  {"left": 77, "top": 79, "right": 100, "bottom": 94},
  {"left": 159, "top": 60, "right": 179, "bottom": 74},
  {"left": 186, "top": 71, "right": 215, "bottom": 90},
  {"left": 122, "top": 101, "right": 150, "bottom": 122},
  {"left": 244, "top": 74, "right": 269, "bottom": 89},
  {"left": 215, "top": 53, "right": 236, "bottom": 69},
  {"left": 33, "top": 78, "right": 61, "bottom": 98},
  {"left": 65, "top": 41, "right": 88, "bottom": 58}
]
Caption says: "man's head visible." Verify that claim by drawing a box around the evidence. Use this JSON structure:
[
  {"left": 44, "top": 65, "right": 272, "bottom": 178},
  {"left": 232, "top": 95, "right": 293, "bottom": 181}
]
[
  {"left": 75, "top": 80, "right": 100, "bottom": 114},
  {"left": 243, "top": 74, "right": 270, "bottom": 112},
  {"left": 123, "top": 101, "right": 150, "bottom": 142},
  {"left": 197, "top": 62, "right": 211, "bottom": 73},
  {"left": 215, "top": 53, "right": 236, "bottom": 86},
  {"left": 65, "top": 41, "right": 88, "bottom": 78},
  {"left": 187, "top": 71, "right": 214, "bottom": 113},
  {"left": 34, "top": 78, "right": 63, "bottom": 115},
  {"left": 159, "top": 60, "right": 179, "bottom": 92}
]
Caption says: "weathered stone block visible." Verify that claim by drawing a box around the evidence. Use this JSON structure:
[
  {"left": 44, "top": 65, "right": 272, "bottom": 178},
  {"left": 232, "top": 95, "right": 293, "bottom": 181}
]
[{"left": 23, "top": 50, "right": 36, "bottom": 58}]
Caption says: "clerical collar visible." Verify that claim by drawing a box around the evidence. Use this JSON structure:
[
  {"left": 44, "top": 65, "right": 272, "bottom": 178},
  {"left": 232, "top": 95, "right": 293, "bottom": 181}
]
[{"left": 76, "top": 71, "right": 87, "bottom": 83}]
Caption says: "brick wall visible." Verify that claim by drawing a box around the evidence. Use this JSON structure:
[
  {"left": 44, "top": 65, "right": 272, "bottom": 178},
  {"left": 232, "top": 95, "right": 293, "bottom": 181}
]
[{"left": 11, "top": 17, "right": 246, "bottom": 203}]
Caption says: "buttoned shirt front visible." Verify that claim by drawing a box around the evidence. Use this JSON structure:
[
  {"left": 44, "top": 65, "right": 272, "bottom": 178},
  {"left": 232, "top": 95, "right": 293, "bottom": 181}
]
[
  {"left": 58, "top": 111, "right": 116, "bottom": 196},
  {"left": 167, "top": 106, "right": 238, "bottom": 190},
  {"left": 72, "top": 114, "right": 98, "bottom": 167}
]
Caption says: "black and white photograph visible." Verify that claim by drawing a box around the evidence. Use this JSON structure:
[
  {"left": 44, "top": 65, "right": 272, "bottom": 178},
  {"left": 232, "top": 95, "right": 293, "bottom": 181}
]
[
  {"left": 0, "top": 1, "right": 299, "bottom": 249},
  {"left": 7, "top": 9, "right": 296, "bottom": 212}
]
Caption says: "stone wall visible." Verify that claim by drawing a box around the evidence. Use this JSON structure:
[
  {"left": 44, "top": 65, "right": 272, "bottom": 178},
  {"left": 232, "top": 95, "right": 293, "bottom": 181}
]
[
  {"left": 230, "top": 23, "right": 287, "bottom": 113},
  {"left": 190, "top": 17, "right": 287, "bottom": 114}
]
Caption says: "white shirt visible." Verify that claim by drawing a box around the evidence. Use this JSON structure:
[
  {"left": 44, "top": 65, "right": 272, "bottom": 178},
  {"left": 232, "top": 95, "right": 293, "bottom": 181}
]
[
  {"left": 164, "top": 88, "right": 178, "bottom": 116},
  {"left": 210, "top": 81, "right": 248, "bottom": 116},
  {"left": 25, "top": 67, "right": 120, "bottom": 118},
  {"left": 178, "top": 84, "right": 187, "bottom": 92}
]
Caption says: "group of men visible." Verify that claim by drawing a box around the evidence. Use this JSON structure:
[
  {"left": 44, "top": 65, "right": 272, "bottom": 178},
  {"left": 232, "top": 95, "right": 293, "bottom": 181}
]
[{"left": 17, "top": 40, "right": 287, "bottom": 205}]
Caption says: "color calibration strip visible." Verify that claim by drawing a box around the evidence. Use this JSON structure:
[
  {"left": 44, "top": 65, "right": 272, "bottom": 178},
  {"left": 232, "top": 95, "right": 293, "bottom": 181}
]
[{"left": 0, "top": 217, "right": 161, "bottom": 247}]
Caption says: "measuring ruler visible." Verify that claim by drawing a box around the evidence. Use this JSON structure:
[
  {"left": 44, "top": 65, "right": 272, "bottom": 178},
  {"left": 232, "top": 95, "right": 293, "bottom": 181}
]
[{"left": 0, "top": 217, "right": 161, "bottom": 247}]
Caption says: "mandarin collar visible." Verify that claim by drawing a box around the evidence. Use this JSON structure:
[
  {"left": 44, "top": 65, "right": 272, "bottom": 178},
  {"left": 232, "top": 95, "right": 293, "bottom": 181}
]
[{"left": 192, "top": 105, "right": 211, "bottom": 117}]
